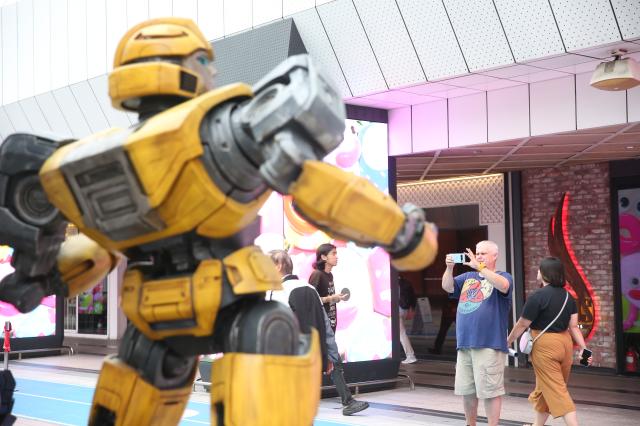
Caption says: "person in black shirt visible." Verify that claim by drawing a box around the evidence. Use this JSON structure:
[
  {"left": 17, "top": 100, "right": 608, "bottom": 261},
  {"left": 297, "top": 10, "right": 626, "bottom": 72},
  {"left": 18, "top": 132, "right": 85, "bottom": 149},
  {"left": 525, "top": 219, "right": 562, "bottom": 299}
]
[
  {"left": 270, "top": 249, "right": 368, "bottom": 416},
  {"left": 308, "top": 243, "right": 368, "bottom": 415},
  {"left": 309, "top": 243, "right": 347, "bottom": 331},
  {"left": 507, "top": 257, "right": 593, "bottom": 426}
]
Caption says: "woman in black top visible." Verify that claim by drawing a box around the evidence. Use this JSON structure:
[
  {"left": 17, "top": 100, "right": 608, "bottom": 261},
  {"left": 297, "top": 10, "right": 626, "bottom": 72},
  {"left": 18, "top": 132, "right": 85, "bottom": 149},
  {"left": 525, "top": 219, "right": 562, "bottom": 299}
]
[{"left": 507, "top": 257, "right": 592, "bottom": 426}]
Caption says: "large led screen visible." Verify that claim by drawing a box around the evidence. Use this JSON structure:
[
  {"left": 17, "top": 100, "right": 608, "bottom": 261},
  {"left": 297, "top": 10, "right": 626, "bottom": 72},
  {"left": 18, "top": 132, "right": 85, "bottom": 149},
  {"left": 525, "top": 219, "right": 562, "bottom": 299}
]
[
  {"left": 255, "top": 119, "right": 391, "bottom": 362},
  {"left": 619, "top": 188, "right": 640, "bottom": 334},
  {"left": 0, "top": 246, "right": 56, "bottom": 337}
]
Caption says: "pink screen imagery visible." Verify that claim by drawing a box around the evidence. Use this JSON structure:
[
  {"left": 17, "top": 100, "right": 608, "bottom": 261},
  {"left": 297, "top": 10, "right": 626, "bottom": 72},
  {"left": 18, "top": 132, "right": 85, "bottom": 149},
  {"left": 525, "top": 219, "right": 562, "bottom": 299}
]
[
  {"left": 0, "top": 246, "right": 56, "bottom": 338},
  {"left": 255, "top": 119, "right": 391, "bottom": 362}
]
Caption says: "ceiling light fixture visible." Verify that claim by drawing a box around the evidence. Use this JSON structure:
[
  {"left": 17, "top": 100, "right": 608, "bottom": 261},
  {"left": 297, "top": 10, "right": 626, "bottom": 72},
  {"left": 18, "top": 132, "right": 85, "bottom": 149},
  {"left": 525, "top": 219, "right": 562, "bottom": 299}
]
[{"left": 590, "top": 49, "right": 640, "bottom": 91}]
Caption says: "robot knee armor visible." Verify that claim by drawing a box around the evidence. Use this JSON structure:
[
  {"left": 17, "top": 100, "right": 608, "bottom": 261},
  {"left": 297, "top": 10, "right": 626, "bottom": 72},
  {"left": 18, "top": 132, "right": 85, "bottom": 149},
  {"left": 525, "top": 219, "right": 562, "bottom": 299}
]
[
  {"left": 119, "top": 325, "right": 197, "bottom": 389},
  {"left": 226, "top": 300, "right": 300, "bottom": 355}
]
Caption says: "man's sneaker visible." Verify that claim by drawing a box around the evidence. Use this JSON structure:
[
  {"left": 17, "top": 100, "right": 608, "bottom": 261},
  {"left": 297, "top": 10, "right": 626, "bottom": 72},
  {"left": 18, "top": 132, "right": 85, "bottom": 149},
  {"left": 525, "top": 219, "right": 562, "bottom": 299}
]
[
  {"left": 401, "top": 355, "right": 417, "bottom": 364},
  {"left": 342, "top": 399, "right": 369, "bottom": 416}
]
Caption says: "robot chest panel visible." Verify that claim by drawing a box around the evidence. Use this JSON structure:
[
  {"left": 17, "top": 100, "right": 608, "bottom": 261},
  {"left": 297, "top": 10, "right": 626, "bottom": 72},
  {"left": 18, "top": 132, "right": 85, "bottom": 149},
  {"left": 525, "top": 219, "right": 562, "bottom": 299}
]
[
  {"left": 55, "top": 127, "right": 172, "bottom": 245},
  {"left": 47, "top": 127, "right": 271, "bottom": 249}
]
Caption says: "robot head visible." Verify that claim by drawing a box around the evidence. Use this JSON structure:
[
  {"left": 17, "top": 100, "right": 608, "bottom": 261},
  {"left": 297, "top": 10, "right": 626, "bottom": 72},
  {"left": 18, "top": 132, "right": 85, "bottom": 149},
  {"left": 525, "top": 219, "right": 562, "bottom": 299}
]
[{"left": 108, "top": 17, "right": 215, "bottom": 112}]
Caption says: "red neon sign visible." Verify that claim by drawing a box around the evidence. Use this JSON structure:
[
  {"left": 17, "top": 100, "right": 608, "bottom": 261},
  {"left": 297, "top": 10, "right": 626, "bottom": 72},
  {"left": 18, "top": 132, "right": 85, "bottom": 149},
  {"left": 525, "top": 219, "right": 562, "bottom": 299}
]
[{"left": 548, "top": 192, "right": 599, "bottom": 341}]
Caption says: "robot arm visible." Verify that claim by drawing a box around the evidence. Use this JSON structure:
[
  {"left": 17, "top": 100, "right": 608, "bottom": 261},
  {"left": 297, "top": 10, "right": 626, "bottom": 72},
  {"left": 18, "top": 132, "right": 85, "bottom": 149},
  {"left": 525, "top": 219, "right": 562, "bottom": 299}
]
[
  {"left": 289, "top": 161, "right": 437, "bottom": 271},
  {"left": 224, "top": 55, "right": 436, "bottom": 270},
  {"left": 0, "top": 134, "right": 118, "bottom": 312}
]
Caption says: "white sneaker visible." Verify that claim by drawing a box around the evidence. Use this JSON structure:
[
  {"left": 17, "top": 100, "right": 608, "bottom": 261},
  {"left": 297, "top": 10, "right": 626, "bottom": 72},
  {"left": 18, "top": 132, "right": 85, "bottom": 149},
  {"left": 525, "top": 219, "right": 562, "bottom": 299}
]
[{"left": 401, "top": 355, "right": 417, "bottom": 364}]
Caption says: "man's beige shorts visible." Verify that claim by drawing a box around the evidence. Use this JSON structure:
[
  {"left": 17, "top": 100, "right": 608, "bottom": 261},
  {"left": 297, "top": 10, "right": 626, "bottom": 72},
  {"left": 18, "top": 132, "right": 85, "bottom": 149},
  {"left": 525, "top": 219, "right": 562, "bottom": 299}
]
[{"left": 454, "top": 348, "right": 506, "bottom": 399}]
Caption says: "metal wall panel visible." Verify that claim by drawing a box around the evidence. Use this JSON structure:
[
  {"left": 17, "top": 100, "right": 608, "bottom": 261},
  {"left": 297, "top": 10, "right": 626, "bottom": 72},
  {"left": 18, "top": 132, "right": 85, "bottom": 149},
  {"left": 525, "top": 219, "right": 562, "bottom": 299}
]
[
  {"left": 444, "top": 0, "right": 514, "bottom": 71},
  {"left": 17, "top": 0, "right": 34, "bottom": 100},
  {"left": 448, "top": 93, "right": 488, "bottom": 147},
  {"left": 33, "top": 0, "right": 51, "bottom": 93},
  {"left": 68, "top": 0, "right": 88, "bottom": 84},
  {"left": 293, "top": 9, "right": 351, "bottom": 98},
  {"left": 149, "top": 0, "right": 172, "bottom": 19},
  {"left": 52, "top": 87, "right": 91, "bottom": 138},
  {"left": 86, "top": 0, "right": 107, "bottom": 78},
  {"left": 284, "top": 0, "right": 314, "bottom": 16},
  {"left": 88, "top": 75, "right": 133, "bottom": 128},
  {"left": 198, "top": 0, "right": 224, "bottom": 41},
  {"left": 0, "top": 6, "right": 2, "bottom": 105},
  {"left": 629, "top": 85, "right": 640, "bottom": 122},
  {"left": 0, "top": 108, "right": 15, "bottom": 140},
  {"left": 494, "top": 0, "right": 565, "bottom": 62},
  {"left": 388, "top": 106, "right": 412, "bottom": 156},
  {"left": 35, "top": 92, "right": 72, "bottom": 136},
  {"left": 353, "top": 0, "right": 425, "bottom": 88},
  {"left": 127, "top": 0, "right": 149, "bottom": 28},
  {"left": 530, "top": 75, "right": 576, "bottom": 135},
  {"left": 412, "top": 100, "right": 448, "bottom": 152},
  {"left": 224, "top": 0, "right": 252, "bottom": 35},
  {"left": 253, "top": 0, "right": 282, "bottom": 27},
  {"left": 396, "top": 0, "right": 467, "bottom": 80},
  {"left": 4, "top": 103, "right": 32, "bottom": 132},
  {"left": 173, "top": 0, "right": 198, "bottom": 23},
  {"left": 317, "top": 0, "right": 386, "bottom": 96},
  {"left": 487, "top": 84, "right": 529, "bottom": 142},
  {"left": 106, "top": 0, "right": 127, "bottom": 72},
  {"left": 575, "top": 72, "right": 627, "bottom": 129},
  {"left": 212, "top": 19, "right": 299, "bottom": 86},
  {"left": 70, "top": 82, "right": 110, "bottom": 133},
  {"left": 19, "top": 97, "right": 51, "bottom": 133},
  {"left": 2, "top": 4, "right": 18, "bottom": 104},
  {"left": 611, "top": 0, "right": 640, "bottom": 41},
  {"left": 549, "top": 0, "right": 621, "bottom": 51}
]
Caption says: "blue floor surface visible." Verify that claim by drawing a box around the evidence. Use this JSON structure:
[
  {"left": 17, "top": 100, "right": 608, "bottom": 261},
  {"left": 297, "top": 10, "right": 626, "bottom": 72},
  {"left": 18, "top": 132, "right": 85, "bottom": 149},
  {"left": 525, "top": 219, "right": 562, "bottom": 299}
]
[{"left": 13, "top": 378, "right": 348, "bottom": 425}]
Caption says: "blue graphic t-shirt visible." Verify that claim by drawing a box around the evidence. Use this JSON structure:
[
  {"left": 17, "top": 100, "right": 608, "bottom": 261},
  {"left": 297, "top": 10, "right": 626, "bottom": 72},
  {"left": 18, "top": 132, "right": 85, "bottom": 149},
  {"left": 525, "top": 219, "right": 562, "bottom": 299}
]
[{"left": 451, "top": 271, "right": 513, "bottom": 352}]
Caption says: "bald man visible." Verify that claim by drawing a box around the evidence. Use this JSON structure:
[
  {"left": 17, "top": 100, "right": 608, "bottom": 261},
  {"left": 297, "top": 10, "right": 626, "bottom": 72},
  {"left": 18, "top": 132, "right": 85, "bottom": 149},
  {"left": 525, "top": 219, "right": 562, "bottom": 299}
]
[{"left": 442, "top": 240, "right": 513, "bottom": 426}]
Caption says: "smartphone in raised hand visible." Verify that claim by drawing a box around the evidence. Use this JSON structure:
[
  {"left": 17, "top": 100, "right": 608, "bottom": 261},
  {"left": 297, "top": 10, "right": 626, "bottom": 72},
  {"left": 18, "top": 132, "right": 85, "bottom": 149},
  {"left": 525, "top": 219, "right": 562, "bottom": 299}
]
[{"left": 449, "top": 253, "right": 469, "bottom": 264}]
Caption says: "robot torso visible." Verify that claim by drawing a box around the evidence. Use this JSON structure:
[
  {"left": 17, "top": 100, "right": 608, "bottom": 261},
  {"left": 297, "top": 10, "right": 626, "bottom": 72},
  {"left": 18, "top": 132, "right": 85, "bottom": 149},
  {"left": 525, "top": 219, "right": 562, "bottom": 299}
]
[{"left": 40, "top": 83, "right": 271, "bottom": 254}]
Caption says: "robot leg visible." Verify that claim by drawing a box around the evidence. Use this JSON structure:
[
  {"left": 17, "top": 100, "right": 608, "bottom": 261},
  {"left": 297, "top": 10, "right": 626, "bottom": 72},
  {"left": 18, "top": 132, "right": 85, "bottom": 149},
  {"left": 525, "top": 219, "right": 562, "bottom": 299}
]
[
  {"left": 89, "top": 325, "right": 197, "bottom": 426},
  {"left": 210, "top": 300, "right": 321, "bottom": 426}
]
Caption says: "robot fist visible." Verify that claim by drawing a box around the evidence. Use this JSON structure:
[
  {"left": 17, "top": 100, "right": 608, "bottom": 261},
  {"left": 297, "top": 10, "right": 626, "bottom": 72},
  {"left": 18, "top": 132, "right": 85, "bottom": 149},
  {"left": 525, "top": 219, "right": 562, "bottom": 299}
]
[
  {"left": 0, "top": 272, "right": 58, "bottom": 313},
  {"left": 389, "top": 204, "right": 438, "bottom": 271}
]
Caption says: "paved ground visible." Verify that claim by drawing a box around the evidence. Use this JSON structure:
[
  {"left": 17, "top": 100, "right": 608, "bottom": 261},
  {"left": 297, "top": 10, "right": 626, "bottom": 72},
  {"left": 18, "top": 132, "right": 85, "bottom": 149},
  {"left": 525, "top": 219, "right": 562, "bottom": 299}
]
[{"left": 8, "top": 354, "right": 640, "bottom": 425}]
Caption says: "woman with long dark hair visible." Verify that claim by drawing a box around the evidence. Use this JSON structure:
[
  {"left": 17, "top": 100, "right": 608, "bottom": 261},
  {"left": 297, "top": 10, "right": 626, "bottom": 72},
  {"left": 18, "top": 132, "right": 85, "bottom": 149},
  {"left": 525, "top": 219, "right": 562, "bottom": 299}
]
[
  {"left": 309, "top": 243, "right": 347, "bottom": 332},
  {"left": 507, "top": 257, "right": 593, "bottom": 426},
  {"left": 308, "top": 242, "right": 368, "bottom": 415}
]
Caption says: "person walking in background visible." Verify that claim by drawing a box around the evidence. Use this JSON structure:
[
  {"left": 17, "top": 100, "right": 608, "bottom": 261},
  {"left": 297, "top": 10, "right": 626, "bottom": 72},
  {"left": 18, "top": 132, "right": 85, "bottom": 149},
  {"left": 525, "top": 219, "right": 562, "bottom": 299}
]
[
  {"left": 430, "top": 298, "right": 458, "bottom": 355},
  {"left": 270, "top": 249, "right": 369, "bottom": 416},
  {"left": 309, "top": 243, "right": 347, "bottom": 332},
  {"left": 507, "top": 257, "right": 593, "bottom": 426},
  {"left": 308, "top": 243, "right": 369, "bottom": 415},
  {"left": 398, "top": 276, "right": 418, "bottom": 364},
  {"left": 442, "top": 240, "right": 513, "bottom": 426}
]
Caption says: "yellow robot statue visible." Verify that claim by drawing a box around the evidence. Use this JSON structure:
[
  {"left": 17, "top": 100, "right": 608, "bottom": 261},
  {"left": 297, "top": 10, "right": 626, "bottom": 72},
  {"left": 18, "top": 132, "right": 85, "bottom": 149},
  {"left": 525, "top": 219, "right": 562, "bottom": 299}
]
[{"left": 0, "top": 18, "right": 438, "bottom": 426}]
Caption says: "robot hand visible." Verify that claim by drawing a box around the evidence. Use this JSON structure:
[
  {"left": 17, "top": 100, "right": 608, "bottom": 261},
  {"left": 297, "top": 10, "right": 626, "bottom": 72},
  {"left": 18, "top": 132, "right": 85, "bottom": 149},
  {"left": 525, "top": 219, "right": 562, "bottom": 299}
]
[
  {"left": 388, "top": 204, "right": 438, "bottom": 271},
  {"left": 0, "top": 272, "right": 62, "bottom": 313},
  {"left": 0, "top": 133, "right": 69, "bottom": 312}
]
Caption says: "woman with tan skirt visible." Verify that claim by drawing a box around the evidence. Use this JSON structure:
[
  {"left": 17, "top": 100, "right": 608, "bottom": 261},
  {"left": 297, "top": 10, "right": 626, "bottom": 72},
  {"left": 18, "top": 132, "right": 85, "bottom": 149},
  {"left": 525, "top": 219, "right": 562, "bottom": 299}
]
[{"left": 507, "top": 257, "right": 593, "bottom": 426}]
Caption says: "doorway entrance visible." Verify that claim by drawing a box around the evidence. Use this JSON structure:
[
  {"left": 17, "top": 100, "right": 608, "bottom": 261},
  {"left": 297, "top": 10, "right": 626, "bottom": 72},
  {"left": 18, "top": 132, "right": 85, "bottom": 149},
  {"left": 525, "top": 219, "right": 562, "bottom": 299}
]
[{"left": 401, "top": 205, "right": 487, "bottom": 360}]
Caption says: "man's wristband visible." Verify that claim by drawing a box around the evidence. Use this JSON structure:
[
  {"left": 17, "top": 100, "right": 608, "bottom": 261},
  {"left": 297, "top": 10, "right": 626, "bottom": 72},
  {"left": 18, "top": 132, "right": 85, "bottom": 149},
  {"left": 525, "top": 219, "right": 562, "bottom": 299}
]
[{"left": 477, "top": 262, "right": 486, "bottom": 272}]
